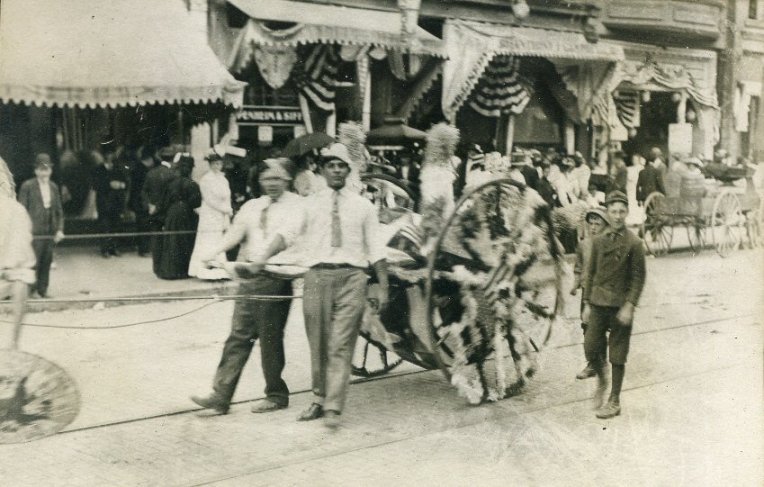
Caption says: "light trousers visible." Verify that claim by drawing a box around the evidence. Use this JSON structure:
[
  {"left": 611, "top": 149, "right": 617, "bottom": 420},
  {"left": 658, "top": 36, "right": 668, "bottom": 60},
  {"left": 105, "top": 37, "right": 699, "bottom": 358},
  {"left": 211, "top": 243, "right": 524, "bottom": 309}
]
[{"left": 303, "top": 267, "right": 368, "bottom": 412}]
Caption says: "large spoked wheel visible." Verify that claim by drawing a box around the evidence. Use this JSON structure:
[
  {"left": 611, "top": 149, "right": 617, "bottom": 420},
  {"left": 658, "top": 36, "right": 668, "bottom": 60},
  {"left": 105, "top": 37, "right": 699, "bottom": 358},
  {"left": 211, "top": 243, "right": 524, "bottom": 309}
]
[
  {"left": 686, "top": 219, "right": 706, "bottom": 255},
  {"left": 641, "top": 192, "right": 673, "bottom": 256},
  {"left": 423, "top": 179, "right": 565, "bottom": 403},
  {"left": 711, "top": 189, "right": 744, "bottom": 258}
]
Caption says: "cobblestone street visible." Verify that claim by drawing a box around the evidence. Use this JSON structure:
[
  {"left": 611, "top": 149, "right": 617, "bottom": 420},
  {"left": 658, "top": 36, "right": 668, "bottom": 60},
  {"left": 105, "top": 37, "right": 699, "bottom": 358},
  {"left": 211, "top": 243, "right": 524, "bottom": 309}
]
[{"left": 0, "top": 248, "right": 761, "bottom": 486}]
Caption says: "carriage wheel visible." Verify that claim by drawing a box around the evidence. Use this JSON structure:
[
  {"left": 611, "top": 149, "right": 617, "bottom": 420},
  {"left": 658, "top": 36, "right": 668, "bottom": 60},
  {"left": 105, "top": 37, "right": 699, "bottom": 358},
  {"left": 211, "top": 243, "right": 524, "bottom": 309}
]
[
  {"left": 711, "top": 190, "right": 744, "bottom": 258},
  {"left": 349, "top": 174, "right": 417, "bottom": 378},
  {"left": 352, "top": 332, "right": 403, "bottom": 378},
  {"left": 686, "top": 220, "right": 706, "bottom": 255},
  {"left": 641, "top": 192, "right": 673, "bottom": 256},
  {"left": 423, "top": 179, "right": 564, "bottom": 402},
  {"left": 0, "top": 351, "right": 80, "bottom": 444}
]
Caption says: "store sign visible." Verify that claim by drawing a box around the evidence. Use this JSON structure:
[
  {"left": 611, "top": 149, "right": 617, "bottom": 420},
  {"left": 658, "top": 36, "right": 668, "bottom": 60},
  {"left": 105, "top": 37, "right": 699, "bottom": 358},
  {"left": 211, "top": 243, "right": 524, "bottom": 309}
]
[
  {"left": 668, "top": 123, "right": 693, "bottom": 155},
  {"left": 237, "top": 106, "right": 303, "bottom": 126}
]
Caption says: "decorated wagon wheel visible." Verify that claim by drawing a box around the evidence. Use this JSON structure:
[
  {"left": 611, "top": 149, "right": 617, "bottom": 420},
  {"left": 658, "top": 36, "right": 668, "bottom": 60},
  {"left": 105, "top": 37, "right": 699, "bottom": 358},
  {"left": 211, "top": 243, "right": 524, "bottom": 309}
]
[
  {"left": 641, "top": 192, "right": 673, "bottom": 256},
  {"left": 423, "top": 179, "right": 565, "bottom": 404},
  {"left": 710, "top": 189, "right": 744, "bottom": 258},
  {"left": 349, "top": 173, "right": 420, "bottom": 378}
]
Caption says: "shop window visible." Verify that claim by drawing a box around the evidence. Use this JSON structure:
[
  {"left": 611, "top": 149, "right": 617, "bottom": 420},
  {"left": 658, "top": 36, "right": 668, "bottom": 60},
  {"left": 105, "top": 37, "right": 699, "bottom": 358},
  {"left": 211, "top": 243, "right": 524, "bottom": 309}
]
[{"left": 750, "top": 0, "right": 759, "bottom": 20}]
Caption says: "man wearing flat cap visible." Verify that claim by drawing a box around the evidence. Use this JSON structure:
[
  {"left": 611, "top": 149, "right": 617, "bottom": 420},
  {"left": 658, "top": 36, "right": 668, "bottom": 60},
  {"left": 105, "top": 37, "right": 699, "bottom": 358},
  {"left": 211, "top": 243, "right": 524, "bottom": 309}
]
[
  {"left": 18, "top": 154, "right": 65, "bottom": 298},
  {"left": 192, "top": 157, "right": 304, "bottom": 415},
  {"left": 296, "top": 142, "right": 389, "bottom": 429},
  {"left": 582, "top": 190, "right": 646, "bottom": 419}
]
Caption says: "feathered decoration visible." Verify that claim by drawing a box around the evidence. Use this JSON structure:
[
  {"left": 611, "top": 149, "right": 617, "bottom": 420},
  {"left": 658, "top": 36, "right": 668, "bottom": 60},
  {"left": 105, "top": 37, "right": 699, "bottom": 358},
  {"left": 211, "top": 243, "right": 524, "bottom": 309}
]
[
  {"left": 423, "top": 123, "right": 459, "bottom": 168},
  {"left": 338, "top": 121, "right": 368, "bottom": 194},
  {"left": 338, "top": 121, "right": 368, "bottom": 173}
]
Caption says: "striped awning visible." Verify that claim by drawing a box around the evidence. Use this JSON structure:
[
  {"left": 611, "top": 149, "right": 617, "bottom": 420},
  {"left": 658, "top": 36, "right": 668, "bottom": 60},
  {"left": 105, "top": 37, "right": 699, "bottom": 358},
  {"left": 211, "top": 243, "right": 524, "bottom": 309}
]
[
  {"left": 227, "top": 0, "right": 446, "bottom": 70},
  {"left": 0, "top": 0, "right": 245, "bottom": 108}
]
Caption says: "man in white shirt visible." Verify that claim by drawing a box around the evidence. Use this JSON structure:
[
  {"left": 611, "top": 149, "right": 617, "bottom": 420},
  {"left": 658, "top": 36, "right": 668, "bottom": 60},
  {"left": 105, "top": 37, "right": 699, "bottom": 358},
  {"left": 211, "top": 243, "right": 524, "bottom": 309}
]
[
  {"left": 296, "top": 143, "right": 389, "bottom": 429},
  {"left": 191, "top": 158, "right": 304, "bottom": 415}
]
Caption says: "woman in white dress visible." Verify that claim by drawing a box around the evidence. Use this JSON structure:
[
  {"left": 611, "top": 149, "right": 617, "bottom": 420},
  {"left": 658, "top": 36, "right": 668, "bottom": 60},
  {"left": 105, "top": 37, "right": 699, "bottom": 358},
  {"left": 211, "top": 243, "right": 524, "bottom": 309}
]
[{"left": 188, "top": 152, "right": 232, "bottom": 279}]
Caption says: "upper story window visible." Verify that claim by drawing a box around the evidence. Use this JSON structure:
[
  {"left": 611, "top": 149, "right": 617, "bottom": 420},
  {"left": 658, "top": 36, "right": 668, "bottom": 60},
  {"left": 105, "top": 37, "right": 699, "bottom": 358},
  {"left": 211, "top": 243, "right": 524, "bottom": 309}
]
[{"left": 750, "top": 0, "right": 759, "bottom": 20}]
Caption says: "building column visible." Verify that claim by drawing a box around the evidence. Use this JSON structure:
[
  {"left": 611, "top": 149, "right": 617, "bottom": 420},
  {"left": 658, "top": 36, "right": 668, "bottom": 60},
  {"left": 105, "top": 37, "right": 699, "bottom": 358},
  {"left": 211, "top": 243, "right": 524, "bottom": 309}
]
[{"left": 718, "top": 0, "right": 740, "bottom": 161}]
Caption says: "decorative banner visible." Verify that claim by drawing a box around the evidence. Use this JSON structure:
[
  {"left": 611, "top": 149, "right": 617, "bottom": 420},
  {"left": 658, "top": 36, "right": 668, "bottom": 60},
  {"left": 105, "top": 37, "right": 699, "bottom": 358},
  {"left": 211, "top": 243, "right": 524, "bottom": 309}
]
[
  {"left": 253, "top": 45, "right": 298, "bottom": 89},
  {"left": 0, "top": 350, "right": 80, "bottom": 444}
]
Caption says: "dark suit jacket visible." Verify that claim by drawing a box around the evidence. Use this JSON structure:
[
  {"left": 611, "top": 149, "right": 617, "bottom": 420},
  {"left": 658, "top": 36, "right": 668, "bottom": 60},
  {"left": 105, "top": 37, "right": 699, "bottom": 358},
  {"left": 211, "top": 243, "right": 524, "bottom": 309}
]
[
  {"left": 18, "top": 178, "right": 65, "bottom": 236},
  {"left": 583, "top": 227, "right": 646, "bottom": 308},
  {"left": 636, "top": 165, "right": 665, "bottom": 203}
]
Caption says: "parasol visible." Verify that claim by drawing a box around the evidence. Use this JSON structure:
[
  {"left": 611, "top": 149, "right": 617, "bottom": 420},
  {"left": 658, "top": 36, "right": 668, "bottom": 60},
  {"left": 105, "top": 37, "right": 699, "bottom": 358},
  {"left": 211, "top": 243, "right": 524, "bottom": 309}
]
[
  {"left": 283, "top": 132, "right": 335, "bottom": 158},
  {"left": 366, "top": 117, "right": 427, "bottom": 146}
]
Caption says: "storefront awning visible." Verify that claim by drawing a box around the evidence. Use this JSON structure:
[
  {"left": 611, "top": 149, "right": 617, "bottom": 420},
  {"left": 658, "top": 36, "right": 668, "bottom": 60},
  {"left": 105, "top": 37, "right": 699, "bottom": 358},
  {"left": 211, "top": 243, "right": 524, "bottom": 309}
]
[
  {"left": 227, "top": 0, "right": 446, "bottom": 65},
  {"left": 0, "top": 0, "right": 245, "bottom": 108},
  {"left": 442, "top": 19, "right": 624, "bottom": 120}
]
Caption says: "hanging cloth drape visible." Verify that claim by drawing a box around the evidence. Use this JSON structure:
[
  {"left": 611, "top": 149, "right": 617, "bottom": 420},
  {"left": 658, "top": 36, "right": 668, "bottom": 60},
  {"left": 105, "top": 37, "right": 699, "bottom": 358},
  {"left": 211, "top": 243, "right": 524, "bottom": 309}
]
[
  {"left": 292, "top": 44, "right": 341, "bottom": 112},
  {"left": 467, "top": 56, "right": 530, "bottom": 118}
]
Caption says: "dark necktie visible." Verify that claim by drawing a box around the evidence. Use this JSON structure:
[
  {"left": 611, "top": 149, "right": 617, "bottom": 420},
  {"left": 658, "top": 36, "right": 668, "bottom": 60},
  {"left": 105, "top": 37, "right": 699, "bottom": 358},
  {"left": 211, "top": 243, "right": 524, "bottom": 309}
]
[{"left": 331, "top": 190, "right": 342, "bottom": 247}]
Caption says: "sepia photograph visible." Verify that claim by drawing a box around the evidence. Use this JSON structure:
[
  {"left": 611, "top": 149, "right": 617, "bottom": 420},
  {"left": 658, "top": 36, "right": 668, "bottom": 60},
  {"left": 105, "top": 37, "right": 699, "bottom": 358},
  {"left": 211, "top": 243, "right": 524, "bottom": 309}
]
[{"left": 0, "top": 0, "right": 762, "bottom": 485}]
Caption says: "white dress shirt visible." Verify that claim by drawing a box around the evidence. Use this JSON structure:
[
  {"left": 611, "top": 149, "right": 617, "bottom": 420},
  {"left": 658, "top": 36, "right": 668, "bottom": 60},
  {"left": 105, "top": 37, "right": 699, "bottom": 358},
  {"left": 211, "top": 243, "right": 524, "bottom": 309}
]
[
  {"left": 298, "top": 186, "right": 386, "bottom": 268},
  {"left": 38, "top": 179, "right": 51, "bottom": 208},
  {"left": 223, "top": 191, "right": 303, "bottom": 262}
]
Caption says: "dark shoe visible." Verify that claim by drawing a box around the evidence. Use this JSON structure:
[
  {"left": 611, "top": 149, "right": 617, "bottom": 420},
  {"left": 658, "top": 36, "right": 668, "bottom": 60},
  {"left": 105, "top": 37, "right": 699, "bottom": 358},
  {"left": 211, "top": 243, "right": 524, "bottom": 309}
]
[
  {"left": 110, "top": 249, "right": 121, "bottom": 257},
  {"left": 576, "top": 362, "right": 600, "bottom": 380},
  {"left": 297, "top": 403, "right": 323, "bottom": 421},
  {"left": 37, "top": 291, "right": 49, "bottom": 299},
  {"left": 191, "top": 394, "right": 229, "bottom": 415},
  {"left": 250, "top": 399, "right": 287, "bottom": 414},
  {"left": 323, "top": 410, "right": 341, "bottom": 429},
  {"left": 101, "top": 252, "right": 111, "bottom": 259},
  {"left": 595, "top": 400, "right": 621, "bottom": 419}
]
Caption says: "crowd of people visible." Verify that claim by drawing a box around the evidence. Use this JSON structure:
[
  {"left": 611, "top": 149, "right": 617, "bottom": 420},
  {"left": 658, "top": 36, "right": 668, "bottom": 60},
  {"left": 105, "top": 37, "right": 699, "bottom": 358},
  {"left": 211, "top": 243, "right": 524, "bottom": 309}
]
[{"left": 5, "top": 123, "right": 762, "bottom": 424}]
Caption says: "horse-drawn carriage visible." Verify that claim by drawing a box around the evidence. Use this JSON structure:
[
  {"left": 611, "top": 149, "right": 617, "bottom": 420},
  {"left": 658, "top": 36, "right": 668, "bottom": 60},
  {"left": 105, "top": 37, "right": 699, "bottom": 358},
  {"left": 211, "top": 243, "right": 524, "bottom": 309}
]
[
  {"left": 344, "top": 173, "right": 566, "bottom": 403},
  {"left": 641, "top": 165, "right": 763, "bottom": 257}
]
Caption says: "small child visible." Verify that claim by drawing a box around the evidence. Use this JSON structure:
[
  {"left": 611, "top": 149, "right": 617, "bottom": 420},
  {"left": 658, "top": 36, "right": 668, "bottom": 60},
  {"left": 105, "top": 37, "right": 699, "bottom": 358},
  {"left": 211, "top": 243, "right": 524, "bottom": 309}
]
[{"left": 571, "top": 207, "right": 609, "bottom": 379}]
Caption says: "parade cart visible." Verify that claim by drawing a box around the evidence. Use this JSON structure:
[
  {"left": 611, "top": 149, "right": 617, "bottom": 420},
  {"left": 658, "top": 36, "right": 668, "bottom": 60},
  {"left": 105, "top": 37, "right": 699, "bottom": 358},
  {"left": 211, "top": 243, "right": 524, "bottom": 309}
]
[
  {"left": 349, "top": 174, "right": 566, "bottom": 403},
  {"left": 641, "top": 166, "right": 763, "bottom": 258}
]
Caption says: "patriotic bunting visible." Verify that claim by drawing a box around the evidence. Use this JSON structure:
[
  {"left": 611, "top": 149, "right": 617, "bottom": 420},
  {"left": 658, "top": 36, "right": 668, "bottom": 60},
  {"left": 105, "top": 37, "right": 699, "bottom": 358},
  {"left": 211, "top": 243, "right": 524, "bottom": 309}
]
[
  {"left": 292, "top": 44, "right": 341, "bottom": 112},
  {"left": 468, "top": 56, "right": 530, "bottom": 118}
]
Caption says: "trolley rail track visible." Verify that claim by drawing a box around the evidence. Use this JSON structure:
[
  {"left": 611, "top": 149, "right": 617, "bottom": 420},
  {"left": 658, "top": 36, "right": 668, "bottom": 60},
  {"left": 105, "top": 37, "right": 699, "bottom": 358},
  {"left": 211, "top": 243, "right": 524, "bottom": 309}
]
[{"left": 52, "top": 312, "right": 757, "bottom": 437}]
